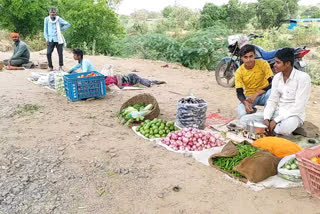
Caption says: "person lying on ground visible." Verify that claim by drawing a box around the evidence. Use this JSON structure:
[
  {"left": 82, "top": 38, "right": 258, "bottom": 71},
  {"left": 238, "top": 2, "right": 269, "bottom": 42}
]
[
  {"left": 68, "top": 49, "right": 96, "bottom": 73},
  {"left": 105, "top": 73, "right": 165, "bottom": 88},
  {"left": 263, "top": 48, "right": 311, "bottom": 136},
  {"left": 3, "top": 33, "right": 30, "bottom": 67},
  {"left": 235, "top": 44, "right": 273, "bottom": 124}
]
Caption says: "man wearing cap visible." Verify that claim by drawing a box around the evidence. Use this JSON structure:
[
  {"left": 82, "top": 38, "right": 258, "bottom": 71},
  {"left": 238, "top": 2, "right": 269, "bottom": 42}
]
[
  {"left": 44, "top": 7, "right": 70, "bottom": 71},
  {"left": 3, "top": 33, "right": 30, "bottom": 67}
]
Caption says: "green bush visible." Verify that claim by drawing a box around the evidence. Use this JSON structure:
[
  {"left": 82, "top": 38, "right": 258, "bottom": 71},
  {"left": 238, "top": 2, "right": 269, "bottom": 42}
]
[
  {"left": 253, "top": 28, "right": 294, "bottom": 50},
  {"left": 179, "top": 37, "right": 227, "bottom": 70},
  {"left": 292, "top": 22, "right": 320, "bottom": 46},
  {"left": 57, "top": 0, "right": 125, "bottom": 55},
  {"left": 200, "top": 3, "right": 228, "bottom": 29},
  {"left": 0, "top": 0, "right": 49, "bottom": 37},
  {"left": 116, "top": 33, "right": 181, "bottom": 62},
  {"left": 307, "top": 64, "right": 320, "bottom": 85},
  {"left": 179, "top": 27, "right": 231, "bottom": 70},
  {"left": 115, "top": 24, "right": 231, "bottom": 70},
  {"left": 25, "top": 33, "right": 47, "bottom": 51},
  {"left": 256, "top": 0, "right": 299, "bottom": 29}
]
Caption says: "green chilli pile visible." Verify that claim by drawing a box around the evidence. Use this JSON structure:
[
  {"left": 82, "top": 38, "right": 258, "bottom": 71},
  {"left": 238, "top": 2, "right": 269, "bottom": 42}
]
[{"left": 212, "top": 144, "right": 259, "bottom": 178}]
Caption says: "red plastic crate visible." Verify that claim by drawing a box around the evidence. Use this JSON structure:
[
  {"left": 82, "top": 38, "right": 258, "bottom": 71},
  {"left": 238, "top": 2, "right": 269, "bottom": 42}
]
[{"left": 296, "top": 145, "right": 320, "bottom": 199}]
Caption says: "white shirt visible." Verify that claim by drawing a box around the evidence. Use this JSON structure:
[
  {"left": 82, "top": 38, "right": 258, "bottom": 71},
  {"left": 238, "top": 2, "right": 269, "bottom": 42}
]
[{"left": 264, "top": 68, "right": 311, "bottom": 123}]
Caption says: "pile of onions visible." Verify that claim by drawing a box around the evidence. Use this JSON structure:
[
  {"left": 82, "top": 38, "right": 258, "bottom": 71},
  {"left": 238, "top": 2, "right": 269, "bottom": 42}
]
[{"left": 160, "top": 127, "right": 225, "bottom": 151}]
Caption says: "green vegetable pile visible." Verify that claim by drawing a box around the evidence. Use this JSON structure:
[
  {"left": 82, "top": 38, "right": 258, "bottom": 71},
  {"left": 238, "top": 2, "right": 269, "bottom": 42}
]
[
  {"left": 55, "top": 74, "right": 65, "bottom": 96},
  {"left": 281, "top": 158, "right": 299, "bottom": 170},
  {"left": 137, "top": 119, "right": 179, "bottom": 139},
  {"left": 117, "top": 103, "right": 153, "bottom": 126},
  {"left": 212, "top": 144, "right": 259, "bottom": 178}
]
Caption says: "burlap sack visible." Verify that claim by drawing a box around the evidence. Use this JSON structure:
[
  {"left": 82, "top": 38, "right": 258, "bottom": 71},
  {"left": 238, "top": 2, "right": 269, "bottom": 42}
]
[
  {"left": 233, "top": 150, "right": 281, "bottom": 183},
  {"left": 209, "top": 141, "right": 251, "bottom": 164},
  {"left": 208, "top": 141, "right": 253, "bottom": 182}
]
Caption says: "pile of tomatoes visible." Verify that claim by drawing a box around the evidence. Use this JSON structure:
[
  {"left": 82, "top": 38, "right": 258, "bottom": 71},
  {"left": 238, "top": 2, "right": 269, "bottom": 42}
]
[{"left": 77, "top": 72, "right": 97, "bottom": 78}]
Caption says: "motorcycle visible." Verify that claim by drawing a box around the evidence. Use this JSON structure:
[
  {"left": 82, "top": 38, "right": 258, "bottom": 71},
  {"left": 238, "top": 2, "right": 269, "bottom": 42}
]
[{"left": 215, "top": 34, "right": 310, "bottom": 88}]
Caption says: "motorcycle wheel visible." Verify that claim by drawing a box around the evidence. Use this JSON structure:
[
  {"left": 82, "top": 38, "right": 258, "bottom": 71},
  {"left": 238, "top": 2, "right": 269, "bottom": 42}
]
[{"left": 215, "top": 59, "right": 237, "bottom": 88}]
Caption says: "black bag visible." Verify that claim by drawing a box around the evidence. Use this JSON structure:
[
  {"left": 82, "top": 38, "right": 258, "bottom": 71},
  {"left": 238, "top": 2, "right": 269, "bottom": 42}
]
[{"left": 176, "top": 96, "right": 207, "bottom": 130}]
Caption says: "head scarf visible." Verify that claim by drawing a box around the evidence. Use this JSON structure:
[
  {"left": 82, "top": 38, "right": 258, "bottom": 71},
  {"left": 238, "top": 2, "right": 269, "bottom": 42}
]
[{"left": 9, "top": 32, "right": 19, "bottom": 38}]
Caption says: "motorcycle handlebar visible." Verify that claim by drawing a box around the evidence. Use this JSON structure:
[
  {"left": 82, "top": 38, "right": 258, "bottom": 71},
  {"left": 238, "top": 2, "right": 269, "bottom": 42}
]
[{"left": 248, "top": 33, "right": 264, "bottom": 39}]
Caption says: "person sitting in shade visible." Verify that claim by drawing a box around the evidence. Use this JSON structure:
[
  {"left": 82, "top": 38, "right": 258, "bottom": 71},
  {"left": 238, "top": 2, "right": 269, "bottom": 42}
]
[
  {"left": 3, "top": 33, "right": 30, "bottom": 67},
  {"left": 68, "top": 48, "right": 95, "bottom": 73}
]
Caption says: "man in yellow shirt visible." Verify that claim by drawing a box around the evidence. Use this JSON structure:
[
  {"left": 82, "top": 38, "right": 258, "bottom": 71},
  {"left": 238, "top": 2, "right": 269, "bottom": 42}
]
[{"left": 235, "top": 44, "right": 273, "bottom": 122}]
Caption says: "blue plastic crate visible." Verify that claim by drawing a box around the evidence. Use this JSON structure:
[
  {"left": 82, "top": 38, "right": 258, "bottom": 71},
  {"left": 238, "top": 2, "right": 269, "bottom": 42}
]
[{"left": 63, "top": 71, "right": 106, "bottom": 101}]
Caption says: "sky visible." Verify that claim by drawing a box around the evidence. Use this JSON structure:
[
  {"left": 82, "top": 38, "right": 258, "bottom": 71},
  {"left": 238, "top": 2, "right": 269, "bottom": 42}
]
[{"left": 117, "top": 0, "right": 320, "bottom": 15}]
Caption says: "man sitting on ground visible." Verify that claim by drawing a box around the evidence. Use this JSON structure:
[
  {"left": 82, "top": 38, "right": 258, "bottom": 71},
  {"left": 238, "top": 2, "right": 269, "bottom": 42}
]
[
  {"left": 68, "top": 48, "right": 95, "bottom": 73},
  {"left": 235, "top": 44, "right": 273, "bottom": 125},
  {"left": 264, "top": 48, "right": 311, "bottom": 136},
  {"left": 4, "top": 33, "right": 30, "bottom": 67}
]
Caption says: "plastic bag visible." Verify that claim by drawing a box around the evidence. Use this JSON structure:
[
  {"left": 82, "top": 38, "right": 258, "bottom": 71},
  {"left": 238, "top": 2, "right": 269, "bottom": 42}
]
[
  {"left": 48, "top": 71, "right": 66, "bottom": 89},
  {"left": 48, "top": 72, "right": 56, "bottom": 89},
  {"left": 30, "top": 72, "right": 47, "bottom": 81},
  {"left": 100, "top": 64, "right": 113, "bottom": 76},
  {"left": 129, "top": 110, "right": 151, "bottom": 118},
  {"left": 37, "top": 75, "right": 49, "bottom": 86},
  {"left": 277, "top": 154, "right": 301, "bottom": 182},
  {"left": 176, "top": 96, "right": 207, "bottom": 130}
]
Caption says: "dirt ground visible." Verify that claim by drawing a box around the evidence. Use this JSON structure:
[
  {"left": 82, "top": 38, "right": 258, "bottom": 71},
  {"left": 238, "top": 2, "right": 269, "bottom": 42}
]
[{"left": 1, "top": 49, "right": 320, "bottom": 214}]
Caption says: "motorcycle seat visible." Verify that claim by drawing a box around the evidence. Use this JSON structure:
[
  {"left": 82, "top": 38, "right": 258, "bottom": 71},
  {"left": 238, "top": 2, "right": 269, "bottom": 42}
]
[{"left": 256, "top": 47, "right": 279, "bottom": 60}]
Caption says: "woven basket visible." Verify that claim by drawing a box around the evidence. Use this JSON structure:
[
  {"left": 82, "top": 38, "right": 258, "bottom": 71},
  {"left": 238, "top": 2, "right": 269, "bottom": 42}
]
[{"left": 120, "top": 93, "right": 160, "bottom": 120}]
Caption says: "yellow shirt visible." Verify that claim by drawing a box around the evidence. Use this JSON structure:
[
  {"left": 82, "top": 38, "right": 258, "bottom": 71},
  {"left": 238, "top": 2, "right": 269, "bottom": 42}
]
[{"left": 235, "top": 59, "right": 273, "bottom": 96}]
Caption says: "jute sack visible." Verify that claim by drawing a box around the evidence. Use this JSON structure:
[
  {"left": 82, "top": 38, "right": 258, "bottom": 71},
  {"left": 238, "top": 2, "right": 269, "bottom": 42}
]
[
  {"left": 209, "top": 141, "right": 251, "bottom": 163},
  {"left": 233, "top": 150, "right": 281, "bottom": 183},
  {"left": 208, "top": 141, "right": 254, "bottom": 182}
]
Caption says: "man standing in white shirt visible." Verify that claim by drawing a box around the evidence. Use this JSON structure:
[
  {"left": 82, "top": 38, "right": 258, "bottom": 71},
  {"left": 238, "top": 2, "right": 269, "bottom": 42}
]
[
  {"left": 263, "top": 48, "right": 311, "bottom": 136},
  {"left": 44, "top": 7, "right": 70, "bottom": 71}
]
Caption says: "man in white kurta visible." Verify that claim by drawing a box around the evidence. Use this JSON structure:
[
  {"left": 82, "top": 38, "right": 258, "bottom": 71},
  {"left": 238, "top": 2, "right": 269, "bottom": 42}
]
[{"left": 263, "top": 48, "right": 311, "bottom": 136}]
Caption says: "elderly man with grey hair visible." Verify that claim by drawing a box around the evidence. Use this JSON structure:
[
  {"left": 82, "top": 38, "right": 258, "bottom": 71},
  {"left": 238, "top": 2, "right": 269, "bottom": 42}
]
[{"left": 44, "top": 7, "right": 70, "bottom": 71}]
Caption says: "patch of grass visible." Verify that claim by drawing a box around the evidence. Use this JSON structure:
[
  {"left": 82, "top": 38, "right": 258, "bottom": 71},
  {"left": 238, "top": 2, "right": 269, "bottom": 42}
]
[
  {"left": 0, "top": 29, "right": 13, "bottom": 52},
  {"left": 306, "top": 63, "right": 320, "bottom": 85},
  {"left": 85, "top": 115, "right": 97, "bottom": 119},
  {"left": 25, "top": 33, "right": 46, "bottom": 51},
  {"left": 13, "top": 104, "right": 41, "bottom": 116}
]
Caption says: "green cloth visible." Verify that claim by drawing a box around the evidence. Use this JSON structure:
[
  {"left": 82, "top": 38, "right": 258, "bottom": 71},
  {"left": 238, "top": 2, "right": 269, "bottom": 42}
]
[{"left": 10, "top": 40, "right": 30, "bottom": 62}]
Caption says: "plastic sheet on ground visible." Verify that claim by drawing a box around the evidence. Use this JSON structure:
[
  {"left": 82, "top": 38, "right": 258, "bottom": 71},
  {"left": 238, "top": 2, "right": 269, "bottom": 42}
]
[
  {"left": 28, "top": 72, "right": 67, "bottom": 96},
  {"left": 107, "top": 84, "right": 144, "bottom": 94},
  {"left": 223, "top": 174, "right": 302, "bottom": 192},
  {"left": 132, "top": 118, "right": 303, "bottom": 191},
  {"left": 155, "top": 131, "right": 302, "bottom": 191}
]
